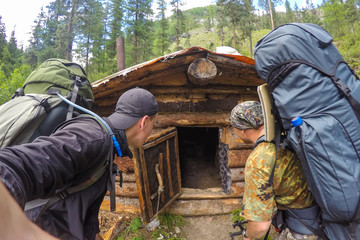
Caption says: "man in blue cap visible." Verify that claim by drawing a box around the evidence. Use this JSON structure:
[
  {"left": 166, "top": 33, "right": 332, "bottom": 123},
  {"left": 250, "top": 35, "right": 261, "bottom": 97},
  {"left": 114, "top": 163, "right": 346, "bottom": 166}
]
[{"left": 0, "top": 87, "right": 158, "bottom": 240}]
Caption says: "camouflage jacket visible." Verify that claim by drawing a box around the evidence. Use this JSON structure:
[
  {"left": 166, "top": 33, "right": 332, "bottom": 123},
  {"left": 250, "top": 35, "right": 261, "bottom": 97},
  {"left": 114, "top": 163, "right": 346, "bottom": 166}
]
[{"left": 241, "top": 140, "right": 314, "bottom": 222}]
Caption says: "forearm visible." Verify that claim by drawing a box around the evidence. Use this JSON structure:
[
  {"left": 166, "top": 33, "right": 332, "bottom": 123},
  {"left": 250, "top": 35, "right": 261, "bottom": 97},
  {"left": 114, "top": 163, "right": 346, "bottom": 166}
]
[
  {"left": 244, "top": 220, "right": 271, "bottom": 239},
  {"left": 0, "top": 182, "right": 59, "bottom": 240}
]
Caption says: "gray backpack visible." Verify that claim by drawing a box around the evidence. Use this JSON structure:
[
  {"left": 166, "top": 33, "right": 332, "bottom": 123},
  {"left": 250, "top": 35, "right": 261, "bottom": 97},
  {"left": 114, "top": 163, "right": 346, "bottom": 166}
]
[{"left": 254, "top": 23, "right": 360, "bottom": 240}]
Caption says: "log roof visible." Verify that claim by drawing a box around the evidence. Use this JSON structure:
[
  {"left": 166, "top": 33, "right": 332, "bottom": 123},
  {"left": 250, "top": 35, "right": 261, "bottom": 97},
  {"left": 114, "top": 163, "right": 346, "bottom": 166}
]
[{"left": 91, "top": 46, "right": 264, "bottom": 115}]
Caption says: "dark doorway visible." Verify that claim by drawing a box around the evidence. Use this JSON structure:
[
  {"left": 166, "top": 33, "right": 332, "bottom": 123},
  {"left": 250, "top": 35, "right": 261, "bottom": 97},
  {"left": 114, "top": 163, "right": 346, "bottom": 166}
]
[{"left": 177, "top": 127, "right": 221, "bottom": 189}]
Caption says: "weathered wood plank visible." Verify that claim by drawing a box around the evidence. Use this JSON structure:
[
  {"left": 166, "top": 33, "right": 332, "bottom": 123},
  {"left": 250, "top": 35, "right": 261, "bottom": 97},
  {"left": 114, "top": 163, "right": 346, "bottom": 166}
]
[
  {"left": 228, "top": 150, "right": 251, "bottom": 168},
  {"left": 168, "top": 198, "right": 243, "bottom": 216},
  {"left": 221, "top": 127, "right": 253, "bottom": 150},
  {"left": 149, "top": 86, "right": 257, "bottom": 95},
  {"left": 100, "top": 199, "right": 140, "bottom": 214},
  {"left": 132, "top": 149, "right": 147, "bottom": 220},
  {"left": 156, "top": 95, "right": 258, "bottom": 113},
  {"left": 230, "top": 168, "right": 245, "bottom": 182},
  {"left": 166, "top": 140, "right": 174, "bottom": 197},
  {"left": 154, "top": 112, "right": 231, "bottom": 128},
  {"left": 138, "top": 148, "right": 153, "bottom": 218},
  {"left": 179, "top": 183, "right": 244, "bottom": 200},
  {"left": 110, "top": 182, "right": 138, "bottom": 198},
  {"left": 111, "top": 182, "right": 245, "bottom": 199},
  {"left": 116, "top": 172, "right": 136, "bottom": 182}
]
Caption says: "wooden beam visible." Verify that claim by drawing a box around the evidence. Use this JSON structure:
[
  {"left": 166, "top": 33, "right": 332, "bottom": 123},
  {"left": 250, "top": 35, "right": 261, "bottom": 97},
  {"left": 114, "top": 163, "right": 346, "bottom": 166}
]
[
  {"left": 228, "top": 149, "right": 251, "bottom": 168},
  {"left": 168, "top": 198, "right": 242, "bottom": 216},
  {"left": 154, "top": 112, "right": 231, "bottom": 127},
  {"left": 166, "top": 140, "right": 174, "bottom": 197},
  {"left": 230, "top": 168, "right": 245, "bottom": 182}
]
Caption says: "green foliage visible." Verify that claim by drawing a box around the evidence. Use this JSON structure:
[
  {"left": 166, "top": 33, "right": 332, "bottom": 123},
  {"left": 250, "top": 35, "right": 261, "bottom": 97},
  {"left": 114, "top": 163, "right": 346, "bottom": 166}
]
[
  {"left": 0, "top": 0, "right": 359, "bottom": 82},
  {"left": 115, "top": 217, "right": 144, "bottom": 240},
  {"left": 157, "top": 212, "right": 186, "bottom": 229},
  {"left": 114, "top": 213, "right": 186, "bottom": 240},
  {"left": 0, "top": 63, "right": 32, "bottom": 105},
  {"left": 151, "top": 212, "right": 186, "bottom": 240},
  {"left": 230, "top": 208, "right": 246, "bottom": 223}
]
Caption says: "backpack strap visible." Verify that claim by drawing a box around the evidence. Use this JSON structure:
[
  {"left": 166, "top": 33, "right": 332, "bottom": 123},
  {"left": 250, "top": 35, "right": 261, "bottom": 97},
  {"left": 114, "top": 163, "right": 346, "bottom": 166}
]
[
  {"left": 253, "top": 135, "right": 266, "bottom": 150},
  {"left": 32, "top": 144, "right": 111, "bottom": 222},
  {"left": 285, "top": 207, "right": 329, "bottom": 240},
  {"left": 66, "top": 76, "right": 82, "bottom": 120},
  {"left": 269, "top": 59, "right": 360, "bottom": 122},
  {"left": 103, "top": 118, "right": 122, "bottom": 212},
  {"left": 25, "top": 115, "right": 113, "bottom": 219},
  {"left": 253, "top": 135, "right": 277, "bottom": 188}
]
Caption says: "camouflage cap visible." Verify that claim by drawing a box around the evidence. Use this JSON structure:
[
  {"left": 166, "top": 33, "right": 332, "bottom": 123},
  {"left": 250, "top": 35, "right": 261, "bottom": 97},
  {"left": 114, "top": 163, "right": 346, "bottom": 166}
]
[{"left": 230, "top": 101, "right": 264, "bottom": 130}]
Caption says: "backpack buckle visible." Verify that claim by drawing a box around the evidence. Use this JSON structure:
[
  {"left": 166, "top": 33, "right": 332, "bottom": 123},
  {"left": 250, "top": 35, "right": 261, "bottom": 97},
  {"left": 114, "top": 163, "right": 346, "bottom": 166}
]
[
  {"left": 40, "top": 98, "right": 51, "bottom": 113},
  {"left": 73, "top": 75, "right": 83, "bottom": 86},
  {"left": 333, "top": 76, "right": 351, "bottom": 97},
  {"left": 57, "top": 190, "right": 69, "bottom": 199},
  {"left": 12, "top": 88, "right": 24, "bottom": 99}
]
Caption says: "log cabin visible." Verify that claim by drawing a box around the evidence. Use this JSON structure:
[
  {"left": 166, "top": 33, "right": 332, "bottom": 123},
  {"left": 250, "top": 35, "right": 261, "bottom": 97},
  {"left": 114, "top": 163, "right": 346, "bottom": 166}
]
[{"left": 93, "top": 46, "right": 264, "bottom": 224}]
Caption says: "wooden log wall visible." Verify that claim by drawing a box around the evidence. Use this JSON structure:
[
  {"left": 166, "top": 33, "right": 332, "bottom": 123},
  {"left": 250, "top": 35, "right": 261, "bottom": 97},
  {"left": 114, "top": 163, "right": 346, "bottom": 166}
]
[
  {"left": 104, "top": 83, "right": 259, "bottom": 216},
  {"left": 98, "top": 52, "right": 264, "bottom": 216}
]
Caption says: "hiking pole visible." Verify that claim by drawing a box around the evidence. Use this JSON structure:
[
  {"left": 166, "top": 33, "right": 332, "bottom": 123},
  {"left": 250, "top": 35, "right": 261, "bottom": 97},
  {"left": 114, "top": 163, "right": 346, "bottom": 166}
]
[{"left": 229, "top": 220, "right": 247, "bottom": 240}]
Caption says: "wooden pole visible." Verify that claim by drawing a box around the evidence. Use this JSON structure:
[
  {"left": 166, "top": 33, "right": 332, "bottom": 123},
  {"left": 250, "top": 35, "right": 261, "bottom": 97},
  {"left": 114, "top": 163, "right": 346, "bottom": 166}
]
[{"left": 116, "top": 37, "right": 125, "bottom": 71}]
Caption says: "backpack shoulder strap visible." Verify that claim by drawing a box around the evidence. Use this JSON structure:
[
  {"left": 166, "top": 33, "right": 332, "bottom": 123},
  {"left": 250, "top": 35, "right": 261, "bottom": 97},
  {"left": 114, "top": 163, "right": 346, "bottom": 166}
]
[
  {"left": 253, "top": 135, "right": 277, "bottom": 188},
  {"left": 253, "top": 135, "right": 266, "bottom": 150},
  {"left": 25, "top": 114, "right": 115, "bottom": 219}
]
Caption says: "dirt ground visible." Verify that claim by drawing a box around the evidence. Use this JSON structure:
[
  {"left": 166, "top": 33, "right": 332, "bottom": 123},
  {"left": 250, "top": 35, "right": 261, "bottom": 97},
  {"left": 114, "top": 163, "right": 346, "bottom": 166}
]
[{"left": 98, "top": 211, "right": 246, "bottom": 240}]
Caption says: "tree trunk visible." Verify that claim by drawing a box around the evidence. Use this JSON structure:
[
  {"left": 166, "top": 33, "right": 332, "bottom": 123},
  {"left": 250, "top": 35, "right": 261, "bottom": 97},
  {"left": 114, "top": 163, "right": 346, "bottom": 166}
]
[
  {"left": 268, "top": 0, "right": 274, "bottom": 29},
  {"left": 116, "top": 37, "right": 125, "bottom": 71},
  {"left": 66, "top": 0, "right": 77, "bottom": 61},
  {"left": 133, "top": 11, "right": 138, "bottom": 65},
  {"left": 85, "top": 37, "right": 90, "bottom": 71},
  {"left": 232, "top": 21, "right": 236, "bottom": 50},
  {"left": 249, "top": 29, "right": 253, "bottom": 58},
  {"left": 220, "top": 27, "right": 224, "bottom": 46}
]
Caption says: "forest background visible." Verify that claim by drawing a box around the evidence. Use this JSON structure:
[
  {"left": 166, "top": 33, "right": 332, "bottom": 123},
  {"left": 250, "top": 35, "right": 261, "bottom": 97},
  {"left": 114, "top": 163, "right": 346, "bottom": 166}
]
[{"left": 0, "top": 0, "right": 359, "bottom": 104}]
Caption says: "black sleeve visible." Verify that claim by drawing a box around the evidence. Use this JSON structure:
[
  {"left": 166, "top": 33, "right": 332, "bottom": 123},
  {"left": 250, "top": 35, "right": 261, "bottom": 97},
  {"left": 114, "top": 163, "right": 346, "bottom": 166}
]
[{"left": 0, "top": 118, "right": 111, "bottom": 208}]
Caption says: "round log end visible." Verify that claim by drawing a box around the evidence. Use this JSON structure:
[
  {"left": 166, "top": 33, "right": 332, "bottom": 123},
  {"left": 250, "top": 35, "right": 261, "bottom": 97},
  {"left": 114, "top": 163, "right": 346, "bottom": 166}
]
[{"left": 187, "top": 58, "right": 217, "bottom": 85}]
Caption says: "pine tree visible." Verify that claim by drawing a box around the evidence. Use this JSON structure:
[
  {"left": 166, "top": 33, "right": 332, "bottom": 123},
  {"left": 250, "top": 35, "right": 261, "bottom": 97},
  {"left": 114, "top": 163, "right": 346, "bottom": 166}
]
[
  {"left": 108, "top": 0, "right": 125, "bottom": 62},
  {"left": 75, "top": 0, "right": 105, "bottom": 71},
  {"left": 153, "top": 0, "right": 170, "bottom": 56},
  {"left": 0, "top": 16, "right": 7, "bottom": 61},
  {"left": 125, "top": 0, "right": 154, "bottom": 65},
  {"left": 284, "top": 0, "right": 294, "bottom": 23},
  {"left": 170, "top": 0, "right": 184, "bottom": 51},
  {"left": 216, "top": 1, "right": 227, "bottom": 46},
  {"left": 7, "top": 30, "right": 23, "bottom": 68},
  {"left": 217, "top": 0, "right": 243, "bottom": 50},
  {"left": 238, "top": 0, "right": 255, "bottom": 57}
]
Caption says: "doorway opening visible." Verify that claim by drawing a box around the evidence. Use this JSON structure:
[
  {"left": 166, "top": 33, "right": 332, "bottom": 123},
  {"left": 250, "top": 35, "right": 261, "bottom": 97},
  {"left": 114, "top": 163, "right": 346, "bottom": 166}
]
[{"left": 177, "top": 127, "right": 221, "bottom": 189}]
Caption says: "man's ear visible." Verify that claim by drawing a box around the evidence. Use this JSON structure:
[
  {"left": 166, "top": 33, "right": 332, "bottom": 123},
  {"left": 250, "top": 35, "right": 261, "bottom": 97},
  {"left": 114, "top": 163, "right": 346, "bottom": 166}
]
[{"left": 139, "top": 115, "right": 150, "bottom": 129}]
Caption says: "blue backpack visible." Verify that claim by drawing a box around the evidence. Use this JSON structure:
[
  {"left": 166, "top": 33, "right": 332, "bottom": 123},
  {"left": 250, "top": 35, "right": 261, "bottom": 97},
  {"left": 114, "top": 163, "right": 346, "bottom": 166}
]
[{"left": 254, "top": 23, "right": 360, "bottom": 240}]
